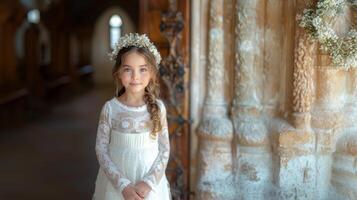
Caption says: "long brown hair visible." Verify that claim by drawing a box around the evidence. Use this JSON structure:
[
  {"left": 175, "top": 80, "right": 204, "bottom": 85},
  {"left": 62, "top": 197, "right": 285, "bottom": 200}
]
[{"left": 113, "top": 46, "right": 162, "bottom": 138}]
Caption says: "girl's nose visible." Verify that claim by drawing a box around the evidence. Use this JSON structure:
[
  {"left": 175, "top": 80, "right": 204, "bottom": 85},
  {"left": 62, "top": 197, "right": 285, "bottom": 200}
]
[{"left": 131, "top": 70, "right": 139, "bottom": 80}]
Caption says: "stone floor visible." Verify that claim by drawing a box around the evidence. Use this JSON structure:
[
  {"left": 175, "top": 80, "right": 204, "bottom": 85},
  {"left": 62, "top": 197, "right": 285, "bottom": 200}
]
[{"left": 0, "top": 86, "right": 113, "bottom": 200}]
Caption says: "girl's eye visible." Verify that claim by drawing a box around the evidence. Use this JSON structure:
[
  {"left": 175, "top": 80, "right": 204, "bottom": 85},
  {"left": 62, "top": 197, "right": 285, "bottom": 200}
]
[
  {"left": 140, "top": 68, "right": 148, "bottom": 72},
  {"left": 123, "top": 68, "right": 131, "bottom": 72}
]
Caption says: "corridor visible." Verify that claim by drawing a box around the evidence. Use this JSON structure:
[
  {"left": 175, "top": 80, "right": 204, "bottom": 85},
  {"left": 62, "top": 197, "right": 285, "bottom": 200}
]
[{"left": 0, "top": 87, "right": 112, "bottom": 200}]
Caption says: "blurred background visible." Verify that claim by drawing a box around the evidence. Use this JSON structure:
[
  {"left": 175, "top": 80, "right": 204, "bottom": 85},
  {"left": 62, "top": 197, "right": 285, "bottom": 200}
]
[
  {"left": 0, "top": 0, "right": 191, "bottom": 199},
  {"left": 3, "top": 0, "right": 357, "bottom": 200}
]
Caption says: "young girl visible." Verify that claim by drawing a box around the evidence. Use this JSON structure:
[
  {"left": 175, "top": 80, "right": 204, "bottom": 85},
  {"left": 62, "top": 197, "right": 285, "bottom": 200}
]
[{"left": 92, "top": 33, "right": 171, "bottom": 200}]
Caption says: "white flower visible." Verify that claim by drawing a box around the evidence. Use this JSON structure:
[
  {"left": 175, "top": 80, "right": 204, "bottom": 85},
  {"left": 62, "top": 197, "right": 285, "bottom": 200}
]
[
  {"left": 312, "top": 16, "right": 322, "bottom": 27},
  {"left": 298, "top": 0, "right": 357, "bottom": 68},
  {"left": 108, "top": 33, "right": 162, "bottom": 67}
]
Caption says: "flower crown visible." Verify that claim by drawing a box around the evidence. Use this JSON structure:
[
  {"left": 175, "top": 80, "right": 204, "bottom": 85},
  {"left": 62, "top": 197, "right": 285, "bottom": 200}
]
[{"left": 108, "top": 33, "right": 162, "bottom": 67}]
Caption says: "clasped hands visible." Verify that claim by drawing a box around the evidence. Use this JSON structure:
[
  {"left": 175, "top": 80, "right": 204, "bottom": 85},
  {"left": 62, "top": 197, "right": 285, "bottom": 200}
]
[{"left": 122, "top": 181, "right": 151, "bottom": 200}]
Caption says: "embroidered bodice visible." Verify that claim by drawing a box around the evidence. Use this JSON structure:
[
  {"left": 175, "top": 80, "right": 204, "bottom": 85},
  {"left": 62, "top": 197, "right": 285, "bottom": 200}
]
[{"left": 95, "top": 97, "right": 170, "bottom": 192}]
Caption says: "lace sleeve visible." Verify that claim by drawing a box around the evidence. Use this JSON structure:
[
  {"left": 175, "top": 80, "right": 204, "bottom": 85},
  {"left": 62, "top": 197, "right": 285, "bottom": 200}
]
[
  {"left": 141, "top": 100, "right": 170, "bottom": 189},
  {"left": 95, "top": 102, "right": 131, "bottom": 193}
]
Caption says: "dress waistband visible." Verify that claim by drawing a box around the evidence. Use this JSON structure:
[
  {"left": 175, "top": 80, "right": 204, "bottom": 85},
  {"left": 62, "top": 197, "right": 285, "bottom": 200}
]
[{"left": 110, "top": 131, "right": 158, "bottom": 149}]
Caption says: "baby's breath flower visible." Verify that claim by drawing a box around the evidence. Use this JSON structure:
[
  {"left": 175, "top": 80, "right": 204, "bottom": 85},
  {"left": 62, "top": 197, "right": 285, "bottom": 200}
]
[
  {"left": 108, "top": 33, "right": 162, "bottom": 67},
  {"left": 298, "top": 0, "right": 357, "bottom": 68}
]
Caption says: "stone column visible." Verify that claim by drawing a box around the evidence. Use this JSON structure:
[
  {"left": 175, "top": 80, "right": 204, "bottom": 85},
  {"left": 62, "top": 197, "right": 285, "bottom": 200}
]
[
  {"left": 327, "top": 6, "right": 356, "bottom": 199},
  {"left": 331, "top": 135, "right": 357, "bottom": 199},
  {"left": 233, "top": 0, "right": 272, "bottom": 199},
  {"left": 325, "top": 63, "right": 357, "bottom": 200},
  {"left": 330, "top": 66, "right": 357, "bottom": 199},
  {"left": 311, "top": 24, "right": 348, "bottom": 200},
  {"left": 332, "top": 64, "right": 357, "bottom": 197},
  {"left": 189, "top": 0, "right": 206, "bottom": 195},
  {"left": 275, "top": 0, "right": 317, "bottom": 199},
  {"left": 195, "top": 0, "right": 234, "bottom": 199}
]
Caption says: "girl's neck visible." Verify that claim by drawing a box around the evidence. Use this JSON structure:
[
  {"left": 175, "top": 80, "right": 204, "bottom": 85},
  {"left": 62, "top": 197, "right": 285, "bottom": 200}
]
[{"left": 118, "top": 91, "right": 145, "bottom": 107}]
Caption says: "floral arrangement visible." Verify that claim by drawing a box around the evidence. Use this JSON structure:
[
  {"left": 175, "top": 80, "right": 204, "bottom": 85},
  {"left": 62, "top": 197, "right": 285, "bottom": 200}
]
[
  {"left": 108, "top": 33, "right": 162, "bottom": 66},
  {"left": 298, "top": 0, "right": 357, "bottom": 68}
]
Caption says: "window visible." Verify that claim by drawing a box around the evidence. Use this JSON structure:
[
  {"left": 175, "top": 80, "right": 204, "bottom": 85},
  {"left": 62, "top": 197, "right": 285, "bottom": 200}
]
[
  {"left": 109, "top": 15, "right": 122, "bottom": 50},
  {"left": 27, "top": 9, "right": 40, "bottom": 24}
]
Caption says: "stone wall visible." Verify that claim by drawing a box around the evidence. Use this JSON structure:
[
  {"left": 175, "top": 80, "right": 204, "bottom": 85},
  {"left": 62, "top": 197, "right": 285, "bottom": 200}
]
[{"left": 191, "top": 0, "right": 357, "bottom": 199}]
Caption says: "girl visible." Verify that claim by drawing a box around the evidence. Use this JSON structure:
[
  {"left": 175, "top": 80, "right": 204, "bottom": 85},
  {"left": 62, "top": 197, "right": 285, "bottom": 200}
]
[{"left": 92, "top": 33, "right": 171, "bottom": 200}]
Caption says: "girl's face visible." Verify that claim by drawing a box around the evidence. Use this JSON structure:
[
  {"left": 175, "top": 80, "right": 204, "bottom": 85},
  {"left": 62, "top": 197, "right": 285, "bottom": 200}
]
[{"left": 117, "top": 51, "right": 153, "bottom": 95}]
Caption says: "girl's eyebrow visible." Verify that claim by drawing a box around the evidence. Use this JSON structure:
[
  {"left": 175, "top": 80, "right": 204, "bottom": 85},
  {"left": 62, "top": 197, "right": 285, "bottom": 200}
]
[{"left": 122, "top": 64, "right": 148, "bottom": 67}]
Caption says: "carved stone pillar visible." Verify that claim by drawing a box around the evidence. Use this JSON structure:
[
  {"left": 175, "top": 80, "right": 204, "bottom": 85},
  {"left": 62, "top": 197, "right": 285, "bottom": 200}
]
[
  {"left": 196, "top": 0, "right": 234, "bottom": 199},
  {"left": 326, "top": 4, "right": 357, "bottom": 199},
  {"left": 311, "top": 29, "right": 349, "bottom": 200},
  {"left": 333, "top": 64, "right": 357, "bottom": 196},
  {"left": 233, "top": 0, "right": 272, "bottom": 199},
  {"left": 312, "top": 65, "right": 345, "bottom": 135},
  {"left": 275, "top": 0, "right": 318, "bottom": 199},
  {"left": 330, "top": 67, "right": 357, "bottom": 199},
  {"left": 278, "top": 33, "right": 317, "bottom": 199},
  {"left": 331, "top": 135, "right": 357, "bottom": 199}
]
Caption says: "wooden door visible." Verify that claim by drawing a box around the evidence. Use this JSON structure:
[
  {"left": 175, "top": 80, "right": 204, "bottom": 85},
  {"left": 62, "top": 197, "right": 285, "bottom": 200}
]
[{"left": 139, "top": 0, "right": 191, "bottom": 199}]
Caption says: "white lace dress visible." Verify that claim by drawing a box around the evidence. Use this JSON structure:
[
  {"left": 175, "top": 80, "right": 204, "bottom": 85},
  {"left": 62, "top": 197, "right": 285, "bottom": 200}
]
[{"left": 92, "top": 98, "right": 171, "bottom": 200}]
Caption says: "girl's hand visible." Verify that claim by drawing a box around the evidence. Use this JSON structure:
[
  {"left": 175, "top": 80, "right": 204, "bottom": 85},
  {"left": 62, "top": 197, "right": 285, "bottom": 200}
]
[
  {"left": 122, "top": 185, "right": 144, "bottom": 200},
  {"left": 134, "top": 181, "right": 152, "bottom": 199}
]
